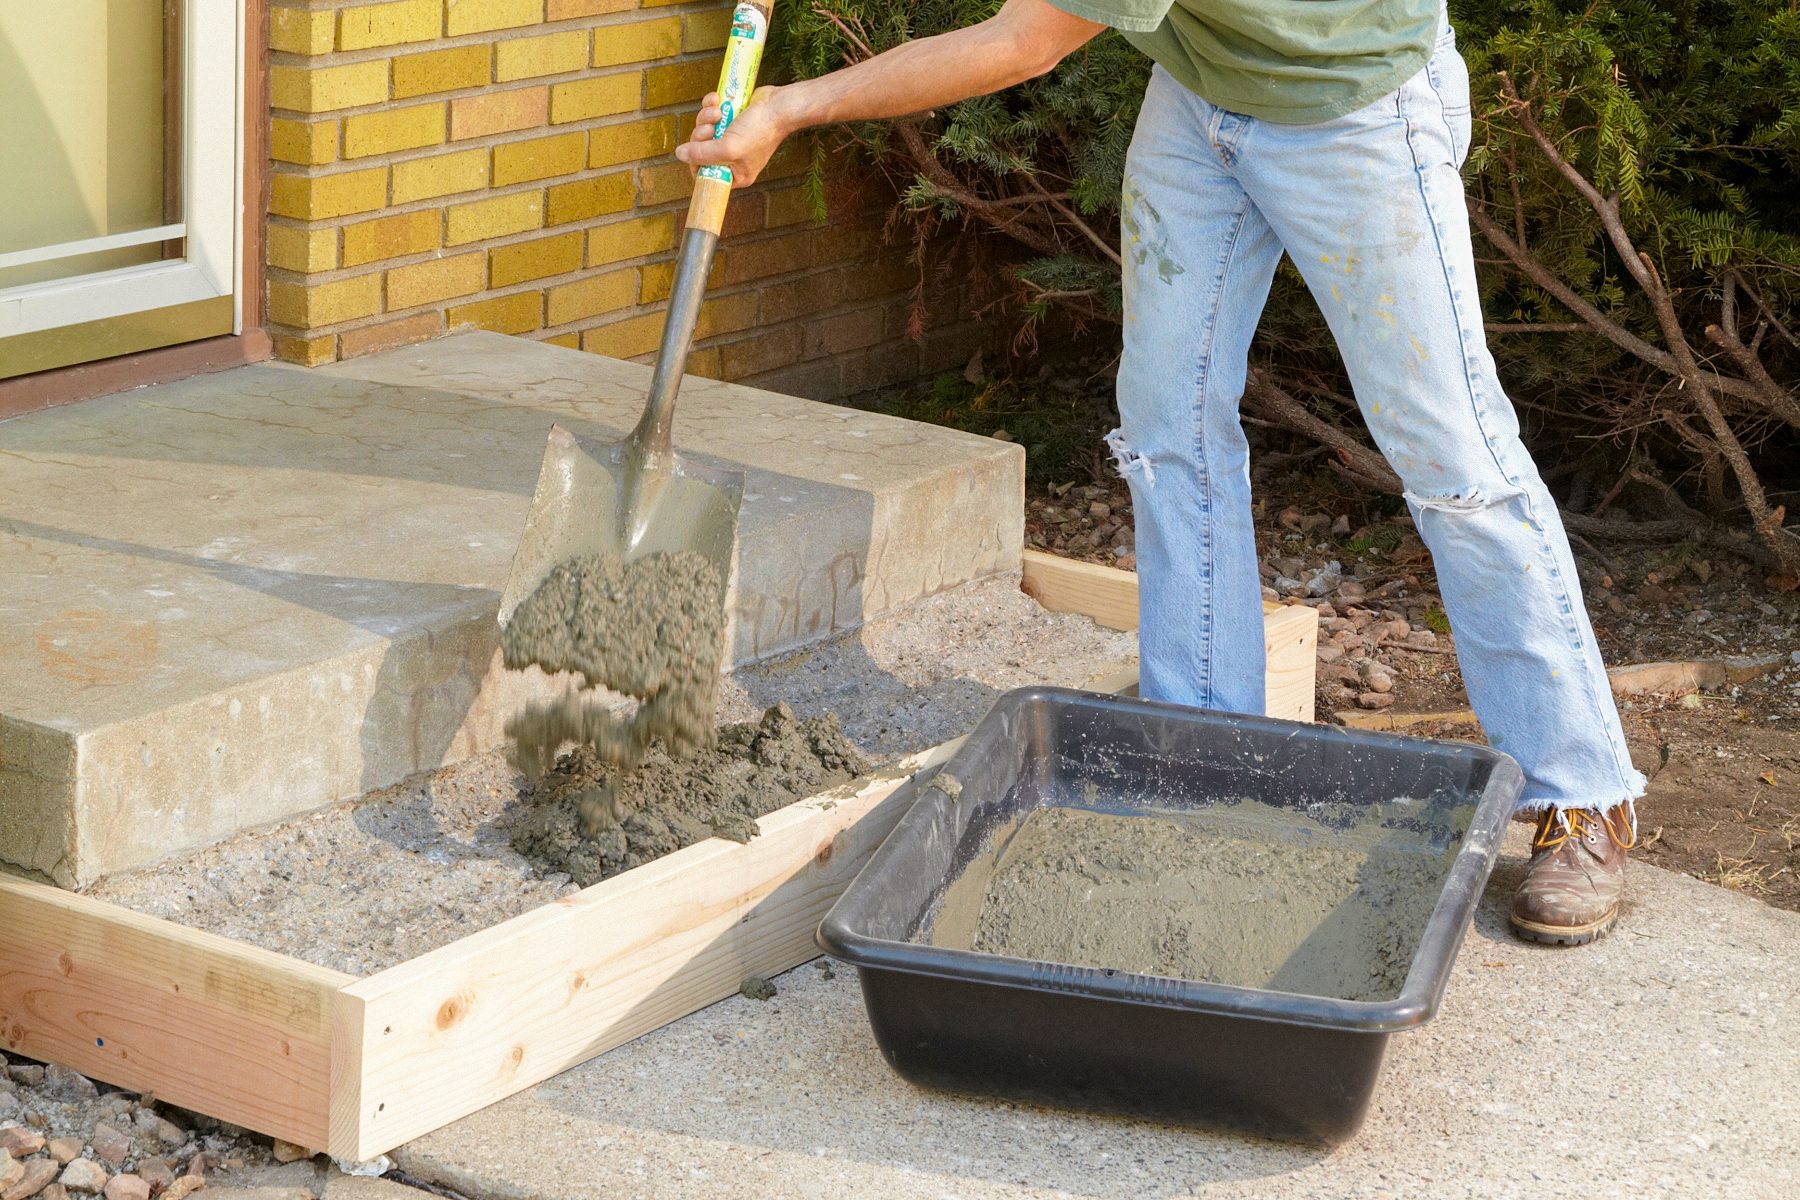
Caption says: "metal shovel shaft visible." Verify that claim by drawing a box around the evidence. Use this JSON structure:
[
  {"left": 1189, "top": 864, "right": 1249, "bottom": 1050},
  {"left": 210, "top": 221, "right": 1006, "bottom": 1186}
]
[
  {"left": 630, "top": 224, "right": 718, "bottom": 461},
  {"left": 498, "top": 3, "right": 767, "bottom": 628}
]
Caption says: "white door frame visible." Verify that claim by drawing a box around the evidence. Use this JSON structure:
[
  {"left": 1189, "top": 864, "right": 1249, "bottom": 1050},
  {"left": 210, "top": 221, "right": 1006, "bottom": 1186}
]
[{"left": 0, "top": 0, "right": 243, "bottom": 339}]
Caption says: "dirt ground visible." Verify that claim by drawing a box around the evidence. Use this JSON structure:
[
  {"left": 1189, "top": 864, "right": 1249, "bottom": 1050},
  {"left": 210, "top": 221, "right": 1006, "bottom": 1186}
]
[{"left": 1022, "top": 457, "right": 1800, "bottom": 914}]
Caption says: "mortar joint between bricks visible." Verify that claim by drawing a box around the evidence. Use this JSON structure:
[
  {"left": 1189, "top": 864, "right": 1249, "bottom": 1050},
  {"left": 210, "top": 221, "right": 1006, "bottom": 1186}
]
[{"left": 268, "top": 29, "right": 565, "bottom": 71}]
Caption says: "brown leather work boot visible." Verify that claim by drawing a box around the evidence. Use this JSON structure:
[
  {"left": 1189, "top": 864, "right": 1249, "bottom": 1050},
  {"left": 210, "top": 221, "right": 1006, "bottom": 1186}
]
[{"left": 1510, "top": 804, "right": 1635, "bottom": 946}]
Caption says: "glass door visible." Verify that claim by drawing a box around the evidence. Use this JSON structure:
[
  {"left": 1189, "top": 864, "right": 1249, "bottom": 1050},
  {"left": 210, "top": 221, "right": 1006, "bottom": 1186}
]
[{"left": 0, "top": 1, "right": 240, "bottom": 380}]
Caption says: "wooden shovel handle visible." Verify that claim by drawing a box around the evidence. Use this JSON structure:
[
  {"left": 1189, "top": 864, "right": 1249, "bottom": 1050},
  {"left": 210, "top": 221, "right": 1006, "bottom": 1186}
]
[{"left": 687, "top": 175, "right": 733, "bottom": 237}]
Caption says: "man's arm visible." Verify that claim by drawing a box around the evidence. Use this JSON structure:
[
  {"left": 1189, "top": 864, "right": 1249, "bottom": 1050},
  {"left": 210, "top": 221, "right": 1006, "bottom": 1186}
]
[{"left": 674, "top": 0, "right": 1104, "bottom": 185}]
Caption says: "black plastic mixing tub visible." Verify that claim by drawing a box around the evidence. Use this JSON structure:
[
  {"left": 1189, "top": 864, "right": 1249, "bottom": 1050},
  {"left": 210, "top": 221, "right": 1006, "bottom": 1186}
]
[{"left": 818, "top": 687, "right": 1522, "bottom": 1144}]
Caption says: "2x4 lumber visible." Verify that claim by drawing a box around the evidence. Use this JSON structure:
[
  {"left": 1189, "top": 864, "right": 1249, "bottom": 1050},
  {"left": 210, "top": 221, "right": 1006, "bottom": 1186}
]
[
  {"left": 1261, "top": 605, "right": 1319, "bottom": 723},
  {"left": 328, "top": 739, "right": 963, "bottom": 1161},
  {"left": 0, "top": 875, "right": 351, "bottom": 1148},
  {"left": 1021, "top": 550, "right": 1141, "bottom": 632},
  {"left": 1019, "top": 550, "right": 1318, "bottom": 722}
]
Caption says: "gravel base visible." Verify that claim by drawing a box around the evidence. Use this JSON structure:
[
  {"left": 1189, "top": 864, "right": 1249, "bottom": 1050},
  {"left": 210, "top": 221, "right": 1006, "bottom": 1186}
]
[
  {"left": 0, "top": 1051, "right": 277, "bottom": 1200},
  {"left": 89, "top": 576, "right": 1135, "bottom": 976}
]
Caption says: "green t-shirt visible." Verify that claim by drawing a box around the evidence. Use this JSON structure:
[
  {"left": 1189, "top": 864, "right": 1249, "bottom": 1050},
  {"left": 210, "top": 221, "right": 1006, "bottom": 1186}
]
[{"left": 1046, "top": 0, "right": 1442, "bottom": 124}]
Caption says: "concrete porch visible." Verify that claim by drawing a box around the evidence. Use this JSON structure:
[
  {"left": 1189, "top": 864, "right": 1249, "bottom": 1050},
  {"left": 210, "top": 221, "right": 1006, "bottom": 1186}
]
[{"left": 0, "top": 333, "right": 1023, "bottom": 886}]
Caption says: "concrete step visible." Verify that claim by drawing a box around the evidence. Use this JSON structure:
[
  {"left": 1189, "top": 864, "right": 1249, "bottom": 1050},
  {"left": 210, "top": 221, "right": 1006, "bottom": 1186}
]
[{"left": 0, "top": 333, "right": 1022, "bottom": 886}]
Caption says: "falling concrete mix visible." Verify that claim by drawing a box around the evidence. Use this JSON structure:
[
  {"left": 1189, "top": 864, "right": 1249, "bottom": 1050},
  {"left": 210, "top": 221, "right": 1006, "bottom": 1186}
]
[
  {"left": 511, "top": 702, "right": 866, "bottom": 886},
  {"left": 499, "top": 550, "right": 726, "bottom": 779}
]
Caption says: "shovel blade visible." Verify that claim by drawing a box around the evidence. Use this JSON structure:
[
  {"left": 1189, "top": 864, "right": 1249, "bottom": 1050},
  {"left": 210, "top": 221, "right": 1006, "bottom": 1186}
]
[{"left": 499, "top": 423, "right": 743, "bottom": 629}]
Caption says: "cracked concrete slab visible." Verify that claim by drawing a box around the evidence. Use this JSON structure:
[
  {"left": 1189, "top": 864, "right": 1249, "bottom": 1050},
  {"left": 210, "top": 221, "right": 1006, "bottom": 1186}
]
[
  {"left": 0, "top": 333, "right": 1022, "bottom": 884},
  {"left": 391, "top": 835, "right": 1799, "bottom": 1200}
]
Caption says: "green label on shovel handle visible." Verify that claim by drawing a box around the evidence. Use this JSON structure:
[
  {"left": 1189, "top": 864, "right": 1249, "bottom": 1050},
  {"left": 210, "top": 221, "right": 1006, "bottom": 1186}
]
[{"left": 696, "top": 3, "right": 768, "bottom": 184}]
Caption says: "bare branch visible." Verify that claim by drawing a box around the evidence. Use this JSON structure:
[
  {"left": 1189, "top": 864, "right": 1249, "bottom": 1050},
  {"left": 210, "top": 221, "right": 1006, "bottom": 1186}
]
[
  {"left": 1241, "top": 370, "right": 1403, "bottom": 494},
  {"left": 1703, "top": 321, "right": 1800, "bottom": 429}
]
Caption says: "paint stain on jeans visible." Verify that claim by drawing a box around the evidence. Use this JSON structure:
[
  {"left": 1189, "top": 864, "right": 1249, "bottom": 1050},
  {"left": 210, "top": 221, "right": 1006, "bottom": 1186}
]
[{"left": 1122, "top": 177, "right": 1186, "bottom": 285}]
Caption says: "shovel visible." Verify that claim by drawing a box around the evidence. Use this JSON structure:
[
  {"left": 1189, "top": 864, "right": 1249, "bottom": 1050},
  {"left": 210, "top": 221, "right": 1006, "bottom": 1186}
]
[{"left": 497, "top": 1, "right": 773, "bottom": 647}]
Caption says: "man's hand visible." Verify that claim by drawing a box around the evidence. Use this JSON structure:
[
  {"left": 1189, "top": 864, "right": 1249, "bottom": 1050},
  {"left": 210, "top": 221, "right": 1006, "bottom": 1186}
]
[
  {"left": 674, "top": 0, "right": 1102, "bottom": 188},
  {"left": 676, "top": 84, "right": 794, "bottom": 187}
]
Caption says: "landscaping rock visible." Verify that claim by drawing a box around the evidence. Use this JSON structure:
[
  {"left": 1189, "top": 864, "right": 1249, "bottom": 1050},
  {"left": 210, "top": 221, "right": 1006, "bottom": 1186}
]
[
  {"left": 1, "top": 1159, "right": 24, "bottom": 1194},
  {"left": 57, "top": 1161, "right": 106, "bottom": 1195},
  {"left": 131, "top": 1161, "right": 171, "bottom": 1194},
  {"left": 152, "top": 1121, "right": 185, "bottom": 1150},
  {"left": 99, "top": 1176, "right": 147, "bottom": 1200},
  {"left": 6, "top": 1159, "right": 62, "bottom": 1200},
  {"left": 159, "top": 1182, "right": 203, "bottom": 1200},
  {"left": 41, "top": 1072, "right": 94, "bottom": 1104},
  {"left": 1304, "top": 561, "right": 1343, "bottom": 597},
  {"left": 0, "top": 1129, "right": 43, "bottom": 1157},
  {"left": 1357, "top": 692, "right": 1396, "bottom": 710},
  {"left": 88, "top": 1127, "right": 128, "bottom": 1168},
  {"left": 269, "top": 1143, "right": 310, "bottom": 1166},
  {"left": 6, "top": 1073, "right": 42, "bottom": 1091},
  {"left": 45, "top": 1143, "right": 80, "bottom": 1167}
]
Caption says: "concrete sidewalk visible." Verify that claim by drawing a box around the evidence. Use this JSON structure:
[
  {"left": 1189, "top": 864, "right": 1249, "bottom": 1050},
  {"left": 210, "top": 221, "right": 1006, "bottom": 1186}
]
[{"left": 392, "top": 832, "right": 1797, "bottom": 1199}]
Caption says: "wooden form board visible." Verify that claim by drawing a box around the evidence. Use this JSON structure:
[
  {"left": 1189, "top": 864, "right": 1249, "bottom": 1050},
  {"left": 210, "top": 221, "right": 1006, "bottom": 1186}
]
[
  {"left": 329, "top": 739, "right": 960, "bottom": 1160},
  {"left": 1020, "top": 550, "right": 1319, "bottom": 723},
  {"left": 0, "top": 552, "right": 1317, "bottom": 1161},
  {"left": 0, "top": 876, "right": 350, "bottom": 1149},
  {"left": 0, "top": 744, "right": 954, "bottom": 1161}
]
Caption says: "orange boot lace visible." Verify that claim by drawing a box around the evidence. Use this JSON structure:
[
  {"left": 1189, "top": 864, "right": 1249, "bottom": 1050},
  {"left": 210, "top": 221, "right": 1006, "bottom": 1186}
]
[{"left": 1532, "top": 804, "right": 1638, "bottom": 853}]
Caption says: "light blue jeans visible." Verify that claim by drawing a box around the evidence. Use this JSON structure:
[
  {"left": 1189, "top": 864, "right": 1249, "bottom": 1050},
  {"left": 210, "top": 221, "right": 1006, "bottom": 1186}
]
[{"left": 1114, "top": 26, "right": 1645, "bottom": 815}]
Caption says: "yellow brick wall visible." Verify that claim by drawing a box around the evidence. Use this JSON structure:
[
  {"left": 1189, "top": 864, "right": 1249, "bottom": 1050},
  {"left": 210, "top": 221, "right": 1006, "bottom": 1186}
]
[{"left": 265, "top": 0, "right": 975, "bottom": 396}]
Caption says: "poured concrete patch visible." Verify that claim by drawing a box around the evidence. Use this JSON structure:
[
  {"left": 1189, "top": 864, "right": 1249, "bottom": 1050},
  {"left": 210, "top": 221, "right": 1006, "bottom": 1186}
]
[
  {"left": 0, "top": 333, "right": 1022, "bottom": 885},
  {"left": 391, "top": 838, "right": 1800, "bottom": 1199},
  {"left": 88, "top": 577, "right": 1135, "bottom": 976}
]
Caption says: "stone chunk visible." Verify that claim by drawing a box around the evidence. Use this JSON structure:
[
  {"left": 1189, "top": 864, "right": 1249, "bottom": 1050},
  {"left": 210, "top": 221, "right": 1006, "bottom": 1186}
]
[
  {"left": 87, "top": 1128, "right": 128, "bottom": 1169},
  {"left": 56, "top": 1162, "right": 107, "bottom": 1195},
  {"left": 43, "top": 1068, "right": 95, "bottom": 1102},
  {"left": 0, "top": 1130, "right": 43, "bottom": 1157},
  {"left": 135, "top": 1160, "right": 171, "bottom": 1195},
  {"left": 45, "top": 1142, "right": 81, "bottom": 1167},
  {"left": 5, "top": 1159, "right": 61, "bottom": 1200},
  {"left": 99, "top": 1177, "right": 147, "bottom": 1200}
]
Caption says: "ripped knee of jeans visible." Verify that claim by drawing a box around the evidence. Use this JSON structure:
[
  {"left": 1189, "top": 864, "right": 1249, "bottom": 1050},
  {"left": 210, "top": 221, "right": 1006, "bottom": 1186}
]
[
  {"left": 1105, "top": 427, "right": 1156, "bottom": 487},
  {"left": 1404, "top": 482, "right": 1523, "bottom": 514}
]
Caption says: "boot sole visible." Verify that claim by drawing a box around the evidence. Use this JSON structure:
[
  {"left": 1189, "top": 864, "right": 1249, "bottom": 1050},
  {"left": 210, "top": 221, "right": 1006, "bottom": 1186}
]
[{"left": 1509, "top": 909, "right": 1618, "bottom": 946}]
